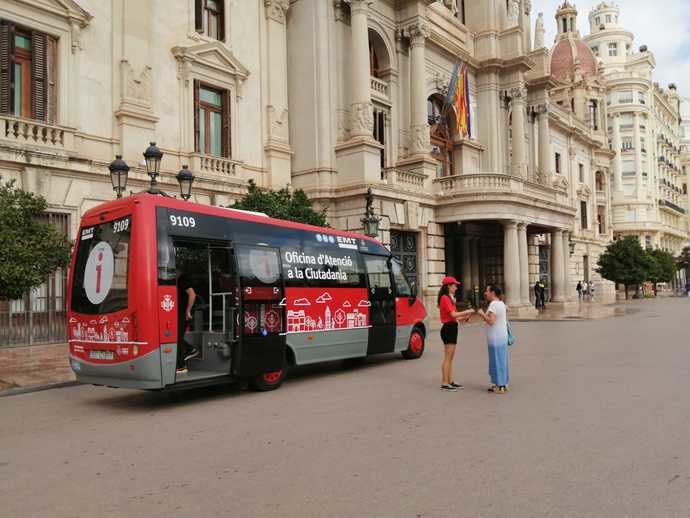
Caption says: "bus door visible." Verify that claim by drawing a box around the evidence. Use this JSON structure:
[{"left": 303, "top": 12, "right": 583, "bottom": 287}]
[
  {"left": 173, "top": 242, "right": 236, "bottom": 379},
  {"left": 363, "top": 254, "right": 396, "bottom": 355},
  {"left": 232, "top": 245, "right": 286, "bottom": 378}
]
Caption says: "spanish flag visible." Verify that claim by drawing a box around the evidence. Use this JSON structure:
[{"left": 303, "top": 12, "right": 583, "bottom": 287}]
[{"left": 454, "top": 63, "right": 470, "bottom": 138}]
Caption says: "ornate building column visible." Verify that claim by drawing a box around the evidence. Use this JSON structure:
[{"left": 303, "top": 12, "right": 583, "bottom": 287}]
[
  {"left": 611, "top": 113, "right": 623, "bottom": 193},
  {"left": 264, "top": 0, "right": 293, "bottom": 188},
  {"left": 633, "top": 111, "right": 643, "bottom": 199},
  {"left": 550, "top": 229, "right": 565, "bottom": 302},
  {"left": 537, "top": 103, "right": 552, "bottom": 183},
  {"left": 562, "top": 231, "right": 571, "bottom": 300},
  {"left": 518, "top": 222, "right": 530, "bottom": 305},
  {"left": 511, "top": 87, "right": 527, "bottom": 177},
  {"left": 404, "top": 20, "right": 431, "bottom": 156},
  {"left": 503, "top": 221, "right": 521, "bottom": 306},
  {"left": 346, "top": 0, "right": 374, "bottom": 138}
]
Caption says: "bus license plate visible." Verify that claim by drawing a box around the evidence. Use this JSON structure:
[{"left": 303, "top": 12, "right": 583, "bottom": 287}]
[{"left": 89, "top": 350, "right": 114, "bottom": 360}]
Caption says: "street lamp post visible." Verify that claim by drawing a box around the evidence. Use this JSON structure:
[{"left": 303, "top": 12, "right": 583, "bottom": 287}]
[
  {"left": 361, "top": 187, "right": 380, "bottom": 238},
  {"left": 176, "top": 165, "right": 195, "bottom": 201},
  {"left": 143, "top": 142, "right": 163, "bottom": 195},
  {"left": 108, "top": 155, "right": 130, "bottom": 199}
]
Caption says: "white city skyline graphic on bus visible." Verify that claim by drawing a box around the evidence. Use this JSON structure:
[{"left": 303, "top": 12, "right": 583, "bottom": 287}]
[
  {"left": 70, "top": 316, "right": 130, "bottom": 343},
  {"left": 286, "top": 291, "right": 370, "bottom": 333}
]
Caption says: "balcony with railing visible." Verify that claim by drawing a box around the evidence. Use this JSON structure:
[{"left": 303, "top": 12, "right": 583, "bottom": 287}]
[
  {"left": 190, "top": 153, "right": 243, "bottom": 178},
  {"left": 432, "top": 172, "right": 564, "bottom": 206},
  {"left": 382, "top": 167, "right": 426, "bottom": 190},
  {"left": 0, "top": 115, "right": 75, "bottom": 153},
  {"left": 659, "top": 199, "right": 687, "bottom": 215},
  {"left": 370, "top": 77, "right": 389, "bottom": 100}
]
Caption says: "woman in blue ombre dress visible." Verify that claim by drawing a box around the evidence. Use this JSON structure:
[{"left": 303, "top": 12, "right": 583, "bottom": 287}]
[{"left": 477, "top": 284, "right": 509, "bottom": 394}]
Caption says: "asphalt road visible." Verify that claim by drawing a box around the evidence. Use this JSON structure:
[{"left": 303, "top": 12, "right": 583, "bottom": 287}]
[{"left": 1, "top": 298, "right": 689, "bottom": 518}]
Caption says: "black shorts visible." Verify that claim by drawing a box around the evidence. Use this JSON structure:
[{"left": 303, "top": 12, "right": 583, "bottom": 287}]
[{"left": 440, "top": 322, "right": 458, "bottom": 345}]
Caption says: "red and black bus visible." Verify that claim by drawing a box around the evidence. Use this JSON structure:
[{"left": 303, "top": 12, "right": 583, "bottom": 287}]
[{"left": 67, "top": 193, "right": 427, "bottom": 391}]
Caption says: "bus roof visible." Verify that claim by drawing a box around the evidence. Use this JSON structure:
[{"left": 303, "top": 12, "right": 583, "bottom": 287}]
[{"left": 81, "top": 192, "right": 384, "bottom": 248}]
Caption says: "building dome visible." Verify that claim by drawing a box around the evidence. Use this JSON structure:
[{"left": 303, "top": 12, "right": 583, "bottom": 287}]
[{"left": 550, "top": 38, "right": 597, "bottom": 82}]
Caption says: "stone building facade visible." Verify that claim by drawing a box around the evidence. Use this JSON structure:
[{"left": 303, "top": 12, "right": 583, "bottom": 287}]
[
  {"left": 1, "top": 0, "right": 619, "bottom": 344},
  {"left": 583, "top": 1, "right": 689, "bottom": 255}
]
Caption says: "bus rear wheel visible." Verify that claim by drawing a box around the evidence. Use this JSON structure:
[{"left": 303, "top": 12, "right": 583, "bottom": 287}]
[
  {"left": 401, "top": 327, "right": 425, "bottom": 360},
  {"left": 250, "top": 365, "right": 287, "bottom": 391}
]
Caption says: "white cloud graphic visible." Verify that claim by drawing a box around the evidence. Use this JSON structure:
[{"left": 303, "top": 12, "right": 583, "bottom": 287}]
[
  {"left": 316, "top": 292, "right": 333, "bottom": 303},
  {"left": 342, "top": 301, "right": 352, "bottom": 308},
  {"left": 293, "top": 298, "right": 311, "bottom": 306},
  {"left": 357, "top": 300, "right": 372, "bottom": 307}
]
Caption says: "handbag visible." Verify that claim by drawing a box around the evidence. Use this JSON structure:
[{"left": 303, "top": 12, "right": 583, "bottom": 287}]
[{"left": 506, "top": 321, "right": 516, "bottom": 346}]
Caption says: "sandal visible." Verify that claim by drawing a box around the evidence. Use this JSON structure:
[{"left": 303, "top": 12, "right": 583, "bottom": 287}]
[{"left": 487, "top": 385, "right": 498, "bottom": 392}]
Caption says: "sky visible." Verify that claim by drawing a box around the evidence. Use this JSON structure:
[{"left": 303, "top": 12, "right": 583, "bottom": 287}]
[{"left": 531, "top": 0, "right": 690, "bottom": 99}]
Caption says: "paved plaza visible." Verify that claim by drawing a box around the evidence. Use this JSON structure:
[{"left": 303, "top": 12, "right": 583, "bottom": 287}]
[{"left": 1, "top": 297, "right": 689, "bottom": 517}]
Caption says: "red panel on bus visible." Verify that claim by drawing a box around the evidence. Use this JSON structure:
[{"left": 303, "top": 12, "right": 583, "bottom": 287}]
[
  {"left": 284, "top": 287, "right": 369, "bottom": 333},
  {"left": 395, "top": 297, "right": 427, "bottom": 326}
]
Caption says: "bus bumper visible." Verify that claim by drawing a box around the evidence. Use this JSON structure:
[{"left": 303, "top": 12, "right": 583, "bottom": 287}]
[{"left": 69, "top": 349, "right": 164, "bottom": 390}]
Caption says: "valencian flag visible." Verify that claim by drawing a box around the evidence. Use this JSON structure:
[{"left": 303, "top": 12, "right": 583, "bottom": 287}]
[{"left": 445, "top": 62, "right": 471, "bottom": 138}]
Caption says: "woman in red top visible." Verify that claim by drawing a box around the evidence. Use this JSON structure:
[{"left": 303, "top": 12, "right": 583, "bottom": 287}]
[{"left": 438, "top": 276, "right": 475, "bottom": 391}]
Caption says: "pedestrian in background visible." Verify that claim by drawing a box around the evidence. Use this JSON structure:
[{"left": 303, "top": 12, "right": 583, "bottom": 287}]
[
  {"left": 437, "top": 276, "right": 475, "bottom": 391},
  {"left": 576, "top": 280, "right": 583, "bottom": 299},
  {"left": 477, "top": 284, "right": 509, "bottom": 393}
]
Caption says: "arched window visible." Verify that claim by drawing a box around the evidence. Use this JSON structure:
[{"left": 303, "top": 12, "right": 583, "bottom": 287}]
[
  {"left": 369, "top": 40, "right": 381, "bottom": 78},
  {"left": 428, "top": 95, "right": 454, "bottom": 177}
]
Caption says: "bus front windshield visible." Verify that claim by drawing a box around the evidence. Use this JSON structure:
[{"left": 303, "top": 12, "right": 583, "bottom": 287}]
[{"left": 71, "top": 216, "right": 131, "bottom": 315}]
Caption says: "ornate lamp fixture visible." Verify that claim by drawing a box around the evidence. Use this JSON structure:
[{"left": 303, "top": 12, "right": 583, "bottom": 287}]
[
  {"left": 176, "top": 165, "right": 195, "bottom": 201},
  {"left": 361, "top": 187, "right": 380, "bottom": 238},
  {"left": 143, "top": 141, "right": 163, "bottom": 195},
  {"left": 108, "top": 155, "right": 129, "bottom": 199}
]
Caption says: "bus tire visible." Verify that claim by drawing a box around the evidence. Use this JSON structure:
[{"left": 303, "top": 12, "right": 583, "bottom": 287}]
[
  {"left": 401, "top": 327, "right": 425, "bottom": 360},
  {"left": 249, "top": 362, "right": 287, "bottom": 392}
]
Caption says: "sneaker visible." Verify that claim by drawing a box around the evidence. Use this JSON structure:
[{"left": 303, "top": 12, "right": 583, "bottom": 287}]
[
  {"left": 496, "top": 386, "right": 507, "bottom": 394},
  {"left": 183, "top": 347, "right": 199, "bottom": 361},
  {"left": 441, "top": 384, "right": 458, "bottom": 391},
  {"left": 487, "top": 385, "right": 498, "bottom": 392},
  {"left": 176, "top": 366, "right": 188, "bottom": 374},
  {"left": 450, "top": 382, "right": 464, "bottom": 389}
]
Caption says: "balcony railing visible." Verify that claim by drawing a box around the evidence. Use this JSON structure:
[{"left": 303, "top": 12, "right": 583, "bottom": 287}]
[
  {"left": 433, "top": 172, "right": 562, "bottom": 204},
  {"left": 0, "top": 115, "right": 74, "bottom": 152},
  {"left": 370, "top": 77, "right": 389, "bottom": 98},
  {"left": 190, "top": 154, "right": 242, "bottom": 177},
  {"left": 382, "top": 167, "right": 425, "bottom": 189},
  {"left": 659, "top": 199, "right": 687, "bottom": 215}
]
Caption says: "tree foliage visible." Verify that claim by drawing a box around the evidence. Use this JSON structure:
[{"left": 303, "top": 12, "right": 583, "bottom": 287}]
[
  {"left": 0, "top": 180, "right": 71, "bottom": 300},
  {"left": 596, "top": 236, "right": 648, "bottom": 298},
  {"left": 232, "top": 180, "right": 328, "bottom": 227},
  {"left": 644, "top": 248, "right": 676, "bottom": 285}
]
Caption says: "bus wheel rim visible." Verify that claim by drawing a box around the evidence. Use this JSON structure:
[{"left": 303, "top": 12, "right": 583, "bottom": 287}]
[
  {"left": 409, "top": 332, "right": 423, "bottom": 354},
  {"left": 263, "top": 370, "right": 282, "bottom": 384}
]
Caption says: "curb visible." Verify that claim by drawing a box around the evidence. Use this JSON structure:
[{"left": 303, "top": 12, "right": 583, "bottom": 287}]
[{"left": 0, "top": 380, "right": 79, "bottom": 398}]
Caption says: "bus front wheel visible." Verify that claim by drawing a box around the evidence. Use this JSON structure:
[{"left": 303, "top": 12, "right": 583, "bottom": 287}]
[
  {"left": 250, "top": 365, "right": 287, "bottom": 391},
  {"left": 401, "top": 327, "right": 425, "bottom": 360}
]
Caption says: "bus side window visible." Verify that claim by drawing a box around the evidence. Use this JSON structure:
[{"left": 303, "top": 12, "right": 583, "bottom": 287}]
[
  {"left": 236, "top": 247, "right": 284, "bottom": 336},
  {"left": 364, "top": 255, "right": 392, "bottom": 292},
  {"left": 391, "top": 259, "right": 412, "bottom": 298}
]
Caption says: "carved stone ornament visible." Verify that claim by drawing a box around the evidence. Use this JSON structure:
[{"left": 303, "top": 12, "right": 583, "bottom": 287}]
[
  {"left": 534, "top": 12, "right": 545, "bottom": 48},
  {"left": 265, "top": 0, "right": 290, "bottom": 23},
  {"left": 350, "top": 102, "right": 374, "bottom": 136},
  {"left": 344, "top": 0, "right": 373, "bottom": 16},
  {"left": 507, "top": 0, "right": 520, "bottom": 26},
  {"left": 334, "top": 0, "right": 350, "bottom": 22},
  {"left": 552, "top": 174, "right": 569, "bottom": 190},
  {"left": 267, "top": 105, "right": 289, "bottom": 140},
  {"left": 509, "top": 86, "right": 527, "bottom": 102},
  {"left": 442, "top": 0, "right": 458, "bottom": 16},
  {"left": 121, "top": 60, "right": 152, "bottom": 104},
  {"left": 403, "top": 20, "right": 430, "bottom": 48},
  {"left": 577, "top": 183, "right": 592, "bottom": 196},
  {"left": 409, "top": 124, "right": 430, "bottom": 154},
  {"left": 524, "top": 0, "right": 532, "bottom": 15}
]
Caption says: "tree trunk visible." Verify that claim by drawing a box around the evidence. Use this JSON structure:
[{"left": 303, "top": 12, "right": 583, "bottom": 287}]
[{"left": 624, "top": 285, "right": 629, "bottom": 299}]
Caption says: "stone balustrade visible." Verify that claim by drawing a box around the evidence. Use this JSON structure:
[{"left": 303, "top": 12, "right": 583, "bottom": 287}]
[
  {"left": 370, "top": 76, "right": 389, "bottom": 99},
  {"left": 433, "top": 172, "right": 563, "bottom": 205},
  {"left": 0, "top": 115, "right": 74, "bottom": 152},
  {"left": 382, "top": 167, "right": 426, "bottom": 189},
  {"left": 190, "top": 154, "right": 242, "bottom": 177}
]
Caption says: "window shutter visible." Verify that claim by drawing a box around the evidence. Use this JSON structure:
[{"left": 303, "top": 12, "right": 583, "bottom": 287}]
[
  {"left": 0, "top": 21, "right": 15, "bottom": 115},
  {"left": 195, "top": 0, "right": 204, "bottom": 33},
  {"left": 31, "top": 31, "right": 47, "bottom": 121},
  {"left": 46, "top": 35, "right": 57, "bottom": 123},
  {"left": 222, "top": 89, "right": 231, "bottom": 158},
  {"left": 218, "top": 1, "right": 225, "bottom": 41},
  {"left": 193, "top": 79, "right": 200, "bottom": 152}
]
